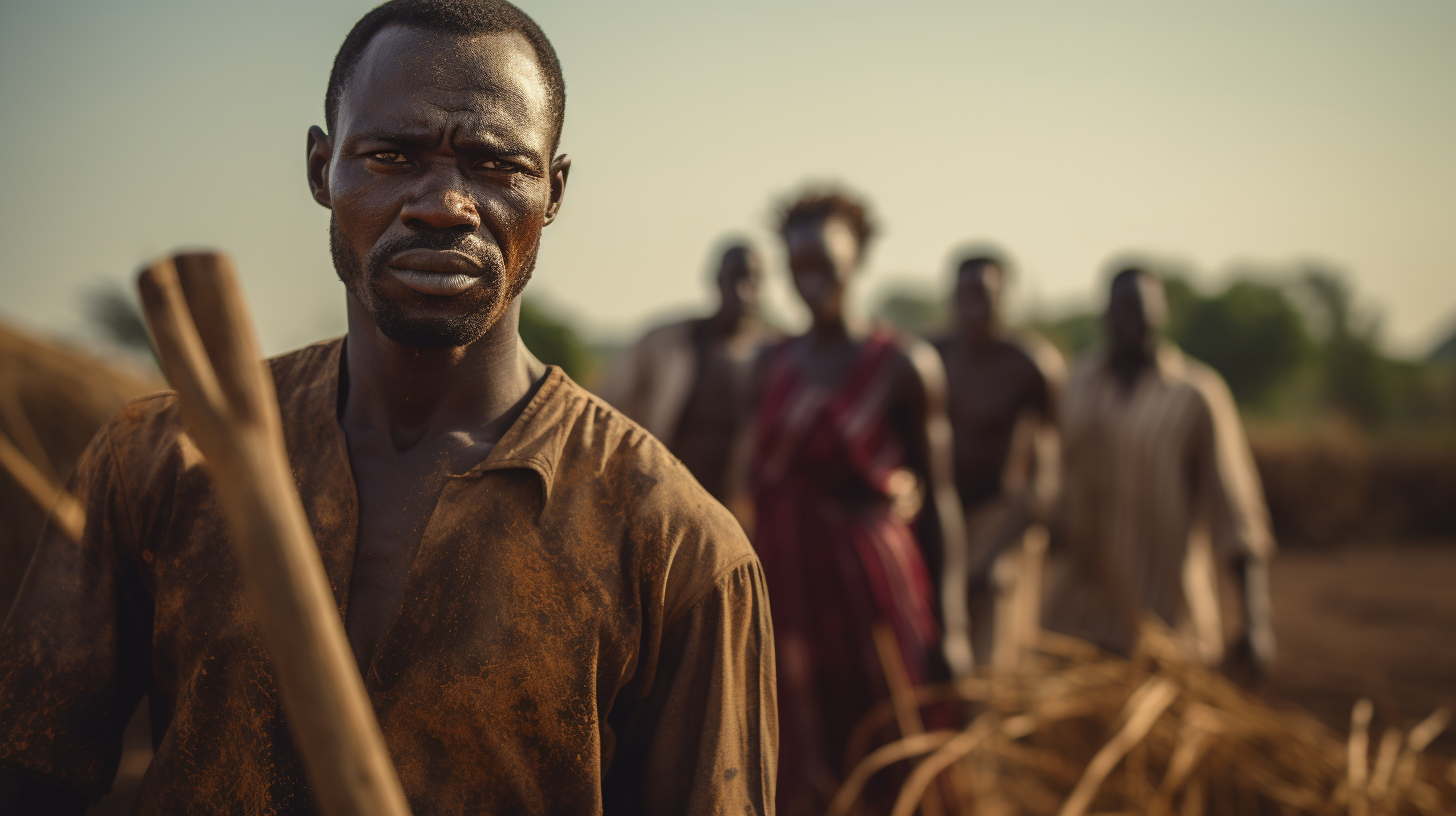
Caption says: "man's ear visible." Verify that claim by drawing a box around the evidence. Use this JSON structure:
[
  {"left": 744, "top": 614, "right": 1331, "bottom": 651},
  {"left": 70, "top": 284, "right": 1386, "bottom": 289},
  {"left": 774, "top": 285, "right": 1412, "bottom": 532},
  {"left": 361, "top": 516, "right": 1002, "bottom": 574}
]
[
  {"left": 306, "top": 126, "right": 333, "bottom": 209},
  {"left": 543, "top": 154, "right": 571, "bottom": 226}
]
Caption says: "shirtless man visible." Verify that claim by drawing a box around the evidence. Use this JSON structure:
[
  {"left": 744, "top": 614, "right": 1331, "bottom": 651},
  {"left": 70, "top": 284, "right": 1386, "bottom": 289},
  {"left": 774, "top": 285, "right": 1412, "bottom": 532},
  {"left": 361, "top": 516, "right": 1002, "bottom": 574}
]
[
  {"left": 0, "top": 1, "right": 774, "bottom": 812},
  {"left": 934, "top": 252, "right": 1063, "bottom": 664},
  {"left": 600, "top": 243, "right": 777, "bottom": 511}
]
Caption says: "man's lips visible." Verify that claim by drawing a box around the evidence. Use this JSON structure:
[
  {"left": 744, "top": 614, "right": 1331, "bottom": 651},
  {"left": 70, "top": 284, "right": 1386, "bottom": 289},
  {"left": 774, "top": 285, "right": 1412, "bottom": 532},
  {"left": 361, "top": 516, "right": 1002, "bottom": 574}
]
[{"left": 385, "top": 249, "right": 487, "bottom": 297}]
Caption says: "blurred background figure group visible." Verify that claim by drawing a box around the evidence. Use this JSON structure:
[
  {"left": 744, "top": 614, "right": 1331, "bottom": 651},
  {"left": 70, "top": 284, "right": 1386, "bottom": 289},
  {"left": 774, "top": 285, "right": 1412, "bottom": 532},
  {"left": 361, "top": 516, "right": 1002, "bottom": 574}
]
[{"left": 603, "top": 186, "right": 1279, "bottom": 816}]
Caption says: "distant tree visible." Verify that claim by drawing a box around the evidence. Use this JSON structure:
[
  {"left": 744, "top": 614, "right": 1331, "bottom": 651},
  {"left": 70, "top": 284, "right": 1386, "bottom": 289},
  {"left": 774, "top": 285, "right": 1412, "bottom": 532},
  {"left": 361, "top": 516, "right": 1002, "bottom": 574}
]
[
  {"left": 84, "top": 282, "right": 153, "bottom": 356},
  {"left": 873, "top": 286, "right": 949, "bottom": 338},
  {"left": 1032, "top": 312, "right": 1101, "bottom": 359},
  {"left": 1298, "top": 268, "right": 1391, "bottom": 427},
  {"left": 518, "top": 298, "right": 592, "bottom": 383},
  {"left": 1165, "top": 276, "right": 1313, "bottom": 408}
]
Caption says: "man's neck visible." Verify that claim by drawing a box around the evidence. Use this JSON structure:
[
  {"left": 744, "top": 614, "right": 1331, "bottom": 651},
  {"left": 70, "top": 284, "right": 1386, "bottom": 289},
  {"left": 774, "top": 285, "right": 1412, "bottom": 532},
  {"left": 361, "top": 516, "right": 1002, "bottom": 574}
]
[
  {"left": 706, "top": 303, "right": 750, "bottom": 339},
  {"left": 956, "top": 322, "right": 1001, "bottom": 356},
  {"left": 340, "top": 294, "right": 545, "bottom": 452},
  {"left": 807, "top": 312, "right": 856, "bottom": 347},
  {"left": 1108, "top": 342, "right": 1157, "bottom": 393}
]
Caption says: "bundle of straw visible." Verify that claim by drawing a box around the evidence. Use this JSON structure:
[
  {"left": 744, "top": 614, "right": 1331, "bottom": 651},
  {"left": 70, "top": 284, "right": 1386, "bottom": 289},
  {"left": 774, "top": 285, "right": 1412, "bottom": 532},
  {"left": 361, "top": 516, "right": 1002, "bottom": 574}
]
[
  {"left": 830, "top": 623, "right": 1454, "bottom": 816},
  {"left": 0, "top": 322, "right": 159, "bottom": 609}
]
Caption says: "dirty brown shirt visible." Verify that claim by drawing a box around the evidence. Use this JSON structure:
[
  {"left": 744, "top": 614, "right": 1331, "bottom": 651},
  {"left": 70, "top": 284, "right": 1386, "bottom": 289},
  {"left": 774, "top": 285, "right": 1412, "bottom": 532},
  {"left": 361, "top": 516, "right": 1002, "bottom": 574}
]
[{"left": 0, "top": 338, "right": 777, "bottom": 814}]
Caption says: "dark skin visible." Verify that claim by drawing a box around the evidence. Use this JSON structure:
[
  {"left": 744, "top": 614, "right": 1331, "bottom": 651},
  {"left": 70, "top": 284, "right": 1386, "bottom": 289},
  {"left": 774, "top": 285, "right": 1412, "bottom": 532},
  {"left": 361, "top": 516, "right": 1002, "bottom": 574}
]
[
  {"left": 305, "top": 26, "right": 569, "bottom": 672},
  {"left": 0, "top": 24, "right": 570, "bottom": 808},
  {"left": 762, "top": 215, "right": 972, "bottom": 676},
  {"left": 670, "top": 246, "right": 774, "bottom": 502},
  {"left": 935, "top": 261, "right": 1057, "bottom": 664},
  {"left": 1105, "top": 273, "right": 1275, "bottom": 676},
  {"left": 935, "top": 261, "right": 1055, "bottom": 512}
]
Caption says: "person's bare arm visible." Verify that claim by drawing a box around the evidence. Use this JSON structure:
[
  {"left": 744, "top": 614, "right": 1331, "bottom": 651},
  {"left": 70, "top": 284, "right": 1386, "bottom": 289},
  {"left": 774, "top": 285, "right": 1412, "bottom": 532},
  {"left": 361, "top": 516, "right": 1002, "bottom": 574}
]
[
  {"left": 1023, "top": 336, "right": 1066, "bottom": 521},
  {"left": 895, "top": 341, "right": 972, "bottom": 677},
  {"left": 1191, "top": 371, "right": 1277, "bottom": 676}
]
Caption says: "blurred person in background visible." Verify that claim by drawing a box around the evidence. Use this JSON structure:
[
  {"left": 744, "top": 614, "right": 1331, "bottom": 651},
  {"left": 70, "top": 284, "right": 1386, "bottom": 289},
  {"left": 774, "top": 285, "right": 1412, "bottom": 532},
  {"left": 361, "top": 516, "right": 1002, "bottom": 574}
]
[
  {"left": 934, "top": 250, "right": 1064, "bottom": 666},
  {"left": 750, "top": 190, "right": 967, "bottom": 815},
  {"left": 599, "top": 242, "right": 778, "bottom": 519},
  {"left": 1044, "top": 266, "right": 1276, "bottom": 674}
]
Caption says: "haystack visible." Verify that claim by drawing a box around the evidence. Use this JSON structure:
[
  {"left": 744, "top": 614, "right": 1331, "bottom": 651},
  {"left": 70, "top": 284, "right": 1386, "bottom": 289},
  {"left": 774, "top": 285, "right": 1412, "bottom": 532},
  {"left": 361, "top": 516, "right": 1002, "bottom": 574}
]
[
  {"left": 0, "top": 321, "right": 160, "bottom": 610},
  {"left": 829, "top": 623, "right": 1454, "bottom": 816}
]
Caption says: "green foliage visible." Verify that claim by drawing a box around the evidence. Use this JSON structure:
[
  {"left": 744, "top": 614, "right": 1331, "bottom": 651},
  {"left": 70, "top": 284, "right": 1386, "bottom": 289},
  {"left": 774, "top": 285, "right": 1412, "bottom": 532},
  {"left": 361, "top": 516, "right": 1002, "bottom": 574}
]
[
  {"left": 518, "top": 298, "right": 593, "bottom": 383},
  {"left": 85, "top": 282, "right": 153, "bottom": 355},
  {"left": 1032, "top": 312, "right": 1101, "bottom": 359},
  {"left": 875, "top": 267, "right": 1453, "bottom": 436},
  {"left": 1164, "top": 276, "right": 1313, "bottom": 409},
  {"left": 875, "top": 287, "right": 950, "bottom": 337}
]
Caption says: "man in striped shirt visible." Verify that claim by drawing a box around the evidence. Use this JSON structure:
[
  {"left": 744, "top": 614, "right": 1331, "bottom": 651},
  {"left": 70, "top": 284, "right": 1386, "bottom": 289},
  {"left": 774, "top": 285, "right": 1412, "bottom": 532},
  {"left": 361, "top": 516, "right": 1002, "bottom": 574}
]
[{"left": 1044, "top": 267, "right": 1276, "bottom": 674}]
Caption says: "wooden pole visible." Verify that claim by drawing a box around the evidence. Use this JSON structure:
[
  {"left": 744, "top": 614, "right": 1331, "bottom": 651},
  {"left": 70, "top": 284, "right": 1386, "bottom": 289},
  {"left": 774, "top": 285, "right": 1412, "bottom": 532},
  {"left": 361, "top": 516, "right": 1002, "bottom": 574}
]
[
  {"left": 137, "top": 252, "right": 410, "bottom": 816},
  {"left": 0, "top": 427, "right": 84, "bottom": 543}
]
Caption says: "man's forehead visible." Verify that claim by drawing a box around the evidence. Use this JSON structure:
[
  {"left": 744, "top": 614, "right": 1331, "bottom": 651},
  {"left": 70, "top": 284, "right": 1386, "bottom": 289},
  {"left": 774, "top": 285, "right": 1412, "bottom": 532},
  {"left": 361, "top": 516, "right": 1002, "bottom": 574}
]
[
  {"left": 957, "top": 263, "right": 1001, "bottom": 288},
  {"left": 786, "top": 217, "right": 853, "bottom": 253},
  {"left": 337, "top": 25, "right": 550, "bottom": 138}
]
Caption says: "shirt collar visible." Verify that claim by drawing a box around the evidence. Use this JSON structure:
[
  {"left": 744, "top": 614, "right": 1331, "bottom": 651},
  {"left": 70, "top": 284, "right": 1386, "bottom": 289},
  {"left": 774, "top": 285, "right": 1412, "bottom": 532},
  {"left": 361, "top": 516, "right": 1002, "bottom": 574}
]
[
  {"left": 471, "top": 365, "right": 578, "bottom": 505},
  {"left": 297, "top": 340, "right": 579, "bottom": 508},
  {"left": 1094, "top": 341, "right": 1187, "bottom": 388}
]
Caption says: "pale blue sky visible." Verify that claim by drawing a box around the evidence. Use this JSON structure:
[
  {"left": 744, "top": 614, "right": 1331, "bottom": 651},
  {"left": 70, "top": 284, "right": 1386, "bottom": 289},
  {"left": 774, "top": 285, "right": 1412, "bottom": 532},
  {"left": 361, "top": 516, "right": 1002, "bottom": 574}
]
[{"left": 1, "top": 1, "right": 1452, "bottom": 355}]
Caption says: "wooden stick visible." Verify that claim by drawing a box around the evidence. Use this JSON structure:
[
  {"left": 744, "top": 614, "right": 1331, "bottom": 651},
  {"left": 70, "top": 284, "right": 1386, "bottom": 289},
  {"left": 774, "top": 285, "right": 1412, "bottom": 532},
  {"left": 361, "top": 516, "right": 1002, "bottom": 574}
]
[
  {"left": 137, "top": 253, "right": 410, "bottom": 816},
  {"left": 1348, "top": 698, "right": 1373, "bottom": 816},
  {"left": 0, "top": 427, "right": 84, "bottom": 543},
  {"left": 1056, "top": 676, "right": 1179, "bottom": 816},
  {"left": 871, "top": 622, "right": 948, "bottom": 816},
  {"left": 889, "top": 715, "right": 996, "bottom": 816},
  {"left": 826, "top": 731, "right": 958, "bottom": 816}
]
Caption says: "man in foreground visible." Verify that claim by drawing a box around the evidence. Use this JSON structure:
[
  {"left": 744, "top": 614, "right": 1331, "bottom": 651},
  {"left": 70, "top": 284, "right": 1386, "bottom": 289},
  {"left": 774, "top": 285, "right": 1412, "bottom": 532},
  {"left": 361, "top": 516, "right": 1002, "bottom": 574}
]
[
  {"left": 1044, "top": 266, "right": 1276, "bottom": 673},
  {"left": 0, "top": 1, "right": 776, "bottom": 812},
  {"left": 599, "top": 242, "right": 778, "bottom": 518},
  {"left": 934, "top": 251, "right": 1063, "bottom": 664}
]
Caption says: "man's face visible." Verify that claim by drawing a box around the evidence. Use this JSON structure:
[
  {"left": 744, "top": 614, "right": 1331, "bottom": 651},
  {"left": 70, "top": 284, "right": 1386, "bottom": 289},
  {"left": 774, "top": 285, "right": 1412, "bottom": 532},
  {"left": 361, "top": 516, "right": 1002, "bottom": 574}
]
[
  {"left": 955, "top": 262, "right": 1003, "bottom": 339},
  {"left": 785, "top": 217, "right": 858, "bottom": 321},
  {"left": 1107, "top": 273, "right": 1167, "bottom": 357},
  {"left": 309, "top": 26, "right": 568, "bottom": 347},
  {"left": 718, "top": 248, "right": 762, "bottom": 315}
]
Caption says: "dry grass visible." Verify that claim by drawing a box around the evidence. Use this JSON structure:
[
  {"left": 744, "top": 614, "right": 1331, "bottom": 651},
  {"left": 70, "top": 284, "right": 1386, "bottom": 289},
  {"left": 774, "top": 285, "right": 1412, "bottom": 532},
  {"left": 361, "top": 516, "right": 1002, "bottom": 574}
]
[
  {"left": 0, "top": 322, "right": 159, "bottom": 608},
  {"left": 830, "top": 624, "right": 1455, "bottom": 816}
]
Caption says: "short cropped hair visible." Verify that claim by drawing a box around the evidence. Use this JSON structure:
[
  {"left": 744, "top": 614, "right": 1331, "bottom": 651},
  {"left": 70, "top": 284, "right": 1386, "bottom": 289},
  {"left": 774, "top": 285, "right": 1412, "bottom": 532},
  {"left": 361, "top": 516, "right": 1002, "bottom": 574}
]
[
  {"left": 778, "top": 189, "right": 876, "bottom": 250},
  {"left": 955, "top": 247, "right": 1012, "bottom": 281},
  {"left": 325, "top": 0, "right": 566, "bottom": 151},
  {"left": 1110, "top": 266, "right": 1159, "bottom": 289}
]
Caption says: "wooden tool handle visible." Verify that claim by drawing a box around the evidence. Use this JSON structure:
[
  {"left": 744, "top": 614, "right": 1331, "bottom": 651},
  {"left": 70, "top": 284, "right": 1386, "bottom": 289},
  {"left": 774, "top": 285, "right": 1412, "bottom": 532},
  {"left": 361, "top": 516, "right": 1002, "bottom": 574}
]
[{"left": 138, "top": 252, "right": 411, "bottom": 816}]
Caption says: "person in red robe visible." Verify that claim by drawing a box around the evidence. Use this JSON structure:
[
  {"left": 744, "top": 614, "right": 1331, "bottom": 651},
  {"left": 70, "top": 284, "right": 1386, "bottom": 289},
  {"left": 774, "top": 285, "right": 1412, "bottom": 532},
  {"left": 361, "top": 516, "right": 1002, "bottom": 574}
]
[{"left": 750, "top": 190, "right": 968, "bottom": 815}]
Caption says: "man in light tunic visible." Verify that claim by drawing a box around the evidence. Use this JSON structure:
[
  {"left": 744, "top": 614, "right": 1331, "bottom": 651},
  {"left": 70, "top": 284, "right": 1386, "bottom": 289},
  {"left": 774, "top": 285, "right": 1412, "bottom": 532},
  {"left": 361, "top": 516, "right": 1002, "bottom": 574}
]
[{"left": 1045, "top": 267, "right": 1276, "bottom": 672}]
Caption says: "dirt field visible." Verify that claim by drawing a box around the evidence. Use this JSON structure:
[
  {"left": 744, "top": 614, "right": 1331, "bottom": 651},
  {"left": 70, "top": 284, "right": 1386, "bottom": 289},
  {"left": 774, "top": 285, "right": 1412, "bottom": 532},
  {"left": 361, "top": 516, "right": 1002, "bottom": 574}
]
[
  {"left": 87, "top": 541, "right": 1456, "bottom": 813},
  {"left": 1260, "top": 541, "right": 1456, "bottom": 757}
]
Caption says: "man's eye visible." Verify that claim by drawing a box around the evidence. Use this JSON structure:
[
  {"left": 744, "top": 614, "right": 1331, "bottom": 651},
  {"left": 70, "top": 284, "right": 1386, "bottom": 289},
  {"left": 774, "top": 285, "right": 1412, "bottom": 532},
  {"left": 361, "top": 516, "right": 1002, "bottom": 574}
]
[
  {"left": 476, "top": 159, "right": 517, "bottom": 172},
  {"left": 370, "top": 152, "right": 407, "bottom": 164}
]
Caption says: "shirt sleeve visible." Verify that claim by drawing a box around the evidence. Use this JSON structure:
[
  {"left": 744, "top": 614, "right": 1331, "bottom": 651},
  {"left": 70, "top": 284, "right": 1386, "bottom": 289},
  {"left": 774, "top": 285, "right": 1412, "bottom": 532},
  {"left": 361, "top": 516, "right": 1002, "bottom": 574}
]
[
  {"left": 0, "top": 420, "right": 151, "bottom": 794},
  {"left": 603, "top": 556, "right": 778, "bottom": 816},
  {"left": 1194, "top": 370, "right": 1277, "bottom": 563}
]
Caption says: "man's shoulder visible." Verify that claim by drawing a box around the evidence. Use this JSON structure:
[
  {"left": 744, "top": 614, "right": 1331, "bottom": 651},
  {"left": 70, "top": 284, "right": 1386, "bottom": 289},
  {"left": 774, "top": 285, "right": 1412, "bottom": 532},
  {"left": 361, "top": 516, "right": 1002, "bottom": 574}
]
[
  {"left": 635, "top": 318, "right": 699, "bottom": 349},
  {"left": 547, "top": 374, "right": 756, "bottom": 591},
  {"left": 1004, "top": 331, "right": 1068, "bottom": 384},
  {"left": 265, "top": 337, "right": 344, "bottom": 400},
  {"left": 1171, "top": 349, "right": 1239, "bottom": 415}
]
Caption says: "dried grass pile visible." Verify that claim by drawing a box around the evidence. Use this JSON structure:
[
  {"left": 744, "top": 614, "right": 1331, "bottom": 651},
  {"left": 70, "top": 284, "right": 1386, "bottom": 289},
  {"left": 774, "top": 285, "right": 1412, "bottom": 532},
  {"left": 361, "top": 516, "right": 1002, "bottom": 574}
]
[
  {"left": 830, "top": 623, "right": 1454, "bottom": 816},
  {"left": 0, "top": 321, "right": 159, "bottom": 609}
]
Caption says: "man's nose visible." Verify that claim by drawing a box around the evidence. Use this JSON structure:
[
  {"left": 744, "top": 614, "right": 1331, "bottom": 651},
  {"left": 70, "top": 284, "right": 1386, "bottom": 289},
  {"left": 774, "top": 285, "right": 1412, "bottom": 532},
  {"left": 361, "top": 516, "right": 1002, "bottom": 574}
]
[{"left": 400, "top": 171, "right": 481, "bottom": 233}]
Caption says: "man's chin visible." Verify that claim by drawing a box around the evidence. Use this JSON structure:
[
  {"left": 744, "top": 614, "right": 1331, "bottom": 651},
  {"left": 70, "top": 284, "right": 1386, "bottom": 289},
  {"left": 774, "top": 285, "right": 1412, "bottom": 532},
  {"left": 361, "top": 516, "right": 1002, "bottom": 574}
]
[{"left": 372, "top": 307, "right": 495, "bottom": 348}]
